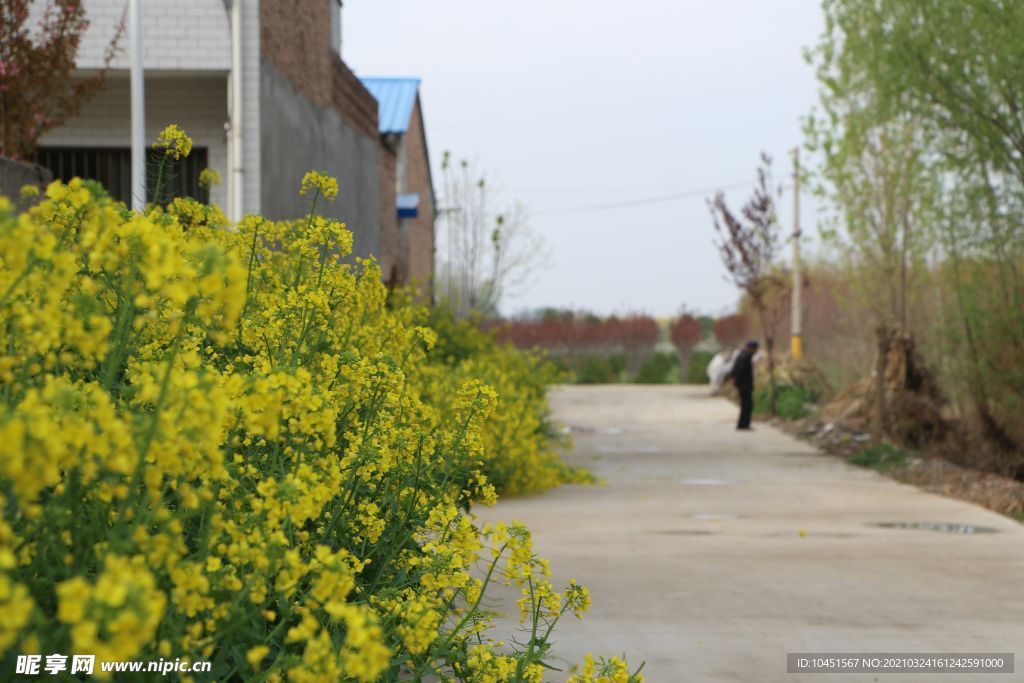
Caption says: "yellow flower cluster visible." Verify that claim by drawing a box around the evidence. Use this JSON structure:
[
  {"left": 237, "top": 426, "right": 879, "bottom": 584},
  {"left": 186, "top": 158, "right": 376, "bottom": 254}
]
[
  {"left": 421, "top": 309, "right": 596, "bottom": 495},
  {"left": 0, "top": 126, "right": 638, "bottom": 681},
  {"left": 299, "top": 171, "right": 339, "bottom": 201},
  {"left": 56, "top": 555, "right": 166, "bottom": 663},
  {"left": 568, "top": 654, "right": 643, "bottom": 683},
  {"left": 153, "top": 124, "right": 193, "bottom": 160},
  {"left": 198, "top": 168, "right": 221, "bottom": 189}
]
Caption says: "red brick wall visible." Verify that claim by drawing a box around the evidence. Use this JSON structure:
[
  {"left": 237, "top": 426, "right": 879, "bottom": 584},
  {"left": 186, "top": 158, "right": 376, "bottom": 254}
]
[
  {"left": 330, "top": 61, "right": 379, "bottom": 141},
  {"left": 402, "top": 100, "right": 435, "bottom": 297},
  {"left": 260, "top": 0, "right": 378, "bottom": 140},
  {"left": 261, "top": 0, "right": 407, "bottom": 271}
]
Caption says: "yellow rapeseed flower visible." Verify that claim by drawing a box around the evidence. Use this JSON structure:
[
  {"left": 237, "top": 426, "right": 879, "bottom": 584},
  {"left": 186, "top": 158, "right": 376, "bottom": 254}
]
[
  {"left": 0, "top": 158, "right": 612, "bottom": 681},
  {"left": 246, "top": 645, "right": 270, "bottom": 669},
  {"left": 153, "top": 124, "right": 193, "bottom": 160},
  {"left": 299, "top": 171, "right": 339, "bottom": 201},
  {"left": 198, "top": 168, "right": 221, "bottom": 188}
]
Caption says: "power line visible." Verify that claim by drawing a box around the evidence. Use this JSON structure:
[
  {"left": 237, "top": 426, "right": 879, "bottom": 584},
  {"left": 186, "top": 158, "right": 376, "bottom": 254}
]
[{"left": 533, "top": 179, "right": 757, "bottom": 215}]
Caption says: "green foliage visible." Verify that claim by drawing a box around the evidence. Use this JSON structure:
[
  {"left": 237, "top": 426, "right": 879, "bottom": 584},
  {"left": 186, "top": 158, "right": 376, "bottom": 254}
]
[
  {"left": 633, "top": 351, "right": 677, "bottom": 384},
  {"left": 573, "top": 357, "right": 606, "bottom": 384},
  {"left": 807, "top": 0, "right": 1024, "bottom": 456},
  {"left": 754, "top": 383, "right": 815, "bottom": 420},
  {"left": 423, "top": 306, "right": 492, "bottom": 365},
  {"left": 0, "top": 176, "right": 611, "bottom": 681},
  {"left": 574, "top": 354, "right": 623, "bottom": 384},
  {"left": 816, "top": 0, "right": 1024, "bottom": 181},
  {"left": 848, "top": 443, "right": 909, "bottom": 472},
  {"left": 420, "top": 307, "right": 587, "bottom": 495},
  {"left": 686, "top": 351, "right": 715, "bottom": 384},
  {"left": 608, "top": 352, "right": 627, "bottom": 378}
]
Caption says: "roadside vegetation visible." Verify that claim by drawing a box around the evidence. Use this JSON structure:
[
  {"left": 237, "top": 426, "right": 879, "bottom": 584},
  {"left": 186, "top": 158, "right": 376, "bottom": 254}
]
[
  {"left": 848, "top": 444, "right": 910, "bottom": 473},
  {"left": 0, "top": 126, "right": 642, "bottom": 682},
  {"left": 696, "top": 2, "right": 1024, "bottom": 518},
  {"left": 800, "top": 0, "right": 1024, "bottom": 479},
  {"left": 493, "top": 311, "right": 719, "bottom": 385}
]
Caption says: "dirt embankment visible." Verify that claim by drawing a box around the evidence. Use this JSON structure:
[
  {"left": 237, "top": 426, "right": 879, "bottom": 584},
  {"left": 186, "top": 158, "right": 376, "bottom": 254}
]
[{"left": 820, "top": 332, "right": 946, "bottom": 447}]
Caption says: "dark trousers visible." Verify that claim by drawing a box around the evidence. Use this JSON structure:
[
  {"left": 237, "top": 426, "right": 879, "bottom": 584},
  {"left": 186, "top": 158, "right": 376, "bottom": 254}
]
[{"left": 737, "top": 386, "right": 753, "bottom": 429}]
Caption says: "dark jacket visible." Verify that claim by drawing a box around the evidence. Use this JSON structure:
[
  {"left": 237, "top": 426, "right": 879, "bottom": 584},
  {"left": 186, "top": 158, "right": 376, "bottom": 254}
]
[{"left": 728, "top": 350, "right": 754, "bottom": 391}]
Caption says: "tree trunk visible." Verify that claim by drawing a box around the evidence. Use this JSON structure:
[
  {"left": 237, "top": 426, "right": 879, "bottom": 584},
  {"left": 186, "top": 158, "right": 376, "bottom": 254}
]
[
  {"left": 676, "top": 347, "right": 692, "bottom": 383},
  {"left": 871, "top": 323, "right": 890, "bottom": 444}
]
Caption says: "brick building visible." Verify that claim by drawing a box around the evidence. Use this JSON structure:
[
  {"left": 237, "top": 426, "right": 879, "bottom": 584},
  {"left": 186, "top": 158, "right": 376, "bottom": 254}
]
[
  {"left": 31, "top": 0, "right": 434, "bottom": 289},
  {"left": 361, "top": 78, "right": 436, "bottom": 296}
]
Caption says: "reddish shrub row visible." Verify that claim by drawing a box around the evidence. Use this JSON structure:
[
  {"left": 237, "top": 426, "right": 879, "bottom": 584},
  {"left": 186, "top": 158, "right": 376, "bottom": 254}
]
[
  {"left": 493, "top": 315, "right": 659, "bottom": 353},
  {"left": 713, "top": 313, "right": 750, "bottom": 349},
  {"left": 669, "top": 314, "right": 702, "bottom": 352}
]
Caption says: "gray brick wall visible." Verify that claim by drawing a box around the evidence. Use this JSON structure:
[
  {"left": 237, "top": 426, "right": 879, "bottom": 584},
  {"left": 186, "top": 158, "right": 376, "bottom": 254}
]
[{"left": 0, "top": 159, "right": 52, "bottom": 205}]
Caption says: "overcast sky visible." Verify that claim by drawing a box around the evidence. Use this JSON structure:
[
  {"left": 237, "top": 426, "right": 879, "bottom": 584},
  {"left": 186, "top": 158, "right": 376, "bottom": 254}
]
[{"left": 345, "top": 0, "right": 826, "bottom": 317}]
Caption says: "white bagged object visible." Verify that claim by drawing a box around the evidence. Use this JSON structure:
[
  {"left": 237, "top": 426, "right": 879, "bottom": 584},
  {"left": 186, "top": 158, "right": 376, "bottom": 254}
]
[{"left": 707, "top": 349, "right": 737, "bottom": 395}]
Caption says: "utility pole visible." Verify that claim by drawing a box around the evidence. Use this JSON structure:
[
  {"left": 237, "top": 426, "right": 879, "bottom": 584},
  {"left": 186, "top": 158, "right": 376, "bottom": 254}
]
[
  {"left": 129, "top": 0, "right": 145, "bottom": 213},
  {"left": 790, "top": 147, "right": 803, "bottom": 360}
]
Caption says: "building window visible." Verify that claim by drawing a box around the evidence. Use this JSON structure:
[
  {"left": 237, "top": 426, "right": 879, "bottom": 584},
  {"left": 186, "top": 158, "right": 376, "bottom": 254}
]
[{"left": 36, "top": 147, "right": 210, "bottom": 204}]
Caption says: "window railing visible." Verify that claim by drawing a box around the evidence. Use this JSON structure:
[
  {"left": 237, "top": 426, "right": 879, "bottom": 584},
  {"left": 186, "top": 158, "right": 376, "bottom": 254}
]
[{"left": 35, "top": 147, "right": 210, "bottom": 205}]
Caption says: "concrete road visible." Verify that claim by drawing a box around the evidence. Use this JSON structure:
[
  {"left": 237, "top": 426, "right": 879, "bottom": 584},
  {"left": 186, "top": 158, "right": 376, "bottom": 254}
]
[{"left": 475, "top": 385, "right": 1024, "bottom": 682}]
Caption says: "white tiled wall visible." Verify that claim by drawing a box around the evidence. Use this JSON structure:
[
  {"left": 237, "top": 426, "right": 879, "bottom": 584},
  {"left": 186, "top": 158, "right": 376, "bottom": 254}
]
[
  {"left": 29, "top": 0, "right": 231, "bottom": 71},
  {"left": 38, "top": 74, "right": 231, "bottom": 209}
]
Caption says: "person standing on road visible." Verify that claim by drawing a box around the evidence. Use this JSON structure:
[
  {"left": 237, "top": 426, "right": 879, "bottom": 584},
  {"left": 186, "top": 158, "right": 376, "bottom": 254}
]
[{"left": 727, "top": 340, "right": 758, "bottom": 430}]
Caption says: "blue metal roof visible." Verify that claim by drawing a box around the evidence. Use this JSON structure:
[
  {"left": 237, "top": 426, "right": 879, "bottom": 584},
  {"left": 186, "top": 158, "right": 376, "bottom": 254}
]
[{"left": 360, "top": 77, "right": 421, "bottom": 135}]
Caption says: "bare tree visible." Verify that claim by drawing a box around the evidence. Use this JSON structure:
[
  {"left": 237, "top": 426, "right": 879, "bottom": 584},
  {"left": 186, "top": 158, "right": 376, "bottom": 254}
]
[
  {"left": 437, "top": 152, "right": 548, "bottom": 317},
  {"left": 708, "top": 153, "right": 785, "bottom": 415}
]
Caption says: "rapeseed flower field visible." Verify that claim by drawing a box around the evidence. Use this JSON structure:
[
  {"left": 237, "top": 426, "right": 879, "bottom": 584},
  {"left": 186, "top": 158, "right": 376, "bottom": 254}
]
[{"left": 0, "top": 126, "right": 640, "bottom": 682}]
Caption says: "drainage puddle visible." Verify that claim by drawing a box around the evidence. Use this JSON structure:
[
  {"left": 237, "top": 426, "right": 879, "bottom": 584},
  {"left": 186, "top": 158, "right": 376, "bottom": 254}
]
[
  {"left": 873, "top": 522, "right": 999, "bottom": 534},
  {"left": 680, "top": 478, "right": 736, "bottom": 486}
]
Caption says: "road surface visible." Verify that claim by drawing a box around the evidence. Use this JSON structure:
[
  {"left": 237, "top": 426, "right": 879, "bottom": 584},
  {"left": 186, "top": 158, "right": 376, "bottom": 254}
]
[{"left": 476, "top": 385, "right": 1024, "bottom": 682}]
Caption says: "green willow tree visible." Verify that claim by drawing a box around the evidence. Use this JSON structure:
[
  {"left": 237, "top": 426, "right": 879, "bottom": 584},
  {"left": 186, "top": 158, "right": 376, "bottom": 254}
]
[
  {"left": 804, "top": 90, "right": 936, "bottom": 440},
  {"left": 808, "top": 0, "right": 1024, "bottom": 461}
]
